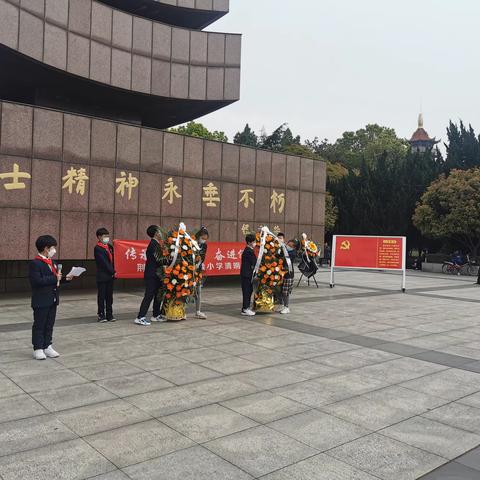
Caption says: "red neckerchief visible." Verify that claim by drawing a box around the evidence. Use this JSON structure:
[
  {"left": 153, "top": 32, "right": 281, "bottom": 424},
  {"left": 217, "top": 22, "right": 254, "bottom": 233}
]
[
  {"left": 97, "top": 242, "right": 113, "bottom": 263},
  {"left": 35, "top": 255, "right": 57, "bottom": 275}
]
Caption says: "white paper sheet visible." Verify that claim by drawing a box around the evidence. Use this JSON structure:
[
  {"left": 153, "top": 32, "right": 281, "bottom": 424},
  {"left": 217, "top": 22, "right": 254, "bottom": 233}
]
[{"left": 67, "top": 267, "right": 86, "bottom": 277}]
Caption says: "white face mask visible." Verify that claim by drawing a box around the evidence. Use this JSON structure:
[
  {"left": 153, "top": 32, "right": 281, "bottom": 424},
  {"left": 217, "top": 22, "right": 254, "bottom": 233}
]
[
  {"left": 102, "top": 237, "right": 110, "bottom": 245},
  {"left": 47, "top": 248, "right": 56, "bottom": 259},
  {"left": 199, "top": 239, "right": 206, "bottom": 245}
]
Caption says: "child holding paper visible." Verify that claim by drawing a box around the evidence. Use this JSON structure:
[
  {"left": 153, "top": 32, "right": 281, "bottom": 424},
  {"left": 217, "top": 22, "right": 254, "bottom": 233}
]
[{"left": 29, "top": 235, "right": 73, "bottom": 360}]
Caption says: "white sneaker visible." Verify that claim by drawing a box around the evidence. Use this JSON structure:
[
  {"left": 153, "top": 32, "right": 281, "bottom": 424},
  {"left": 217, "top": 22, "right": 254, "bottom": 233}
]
[
  {"left": 151, "top": 315, "right": 167, "bottom": 323},
  {"left": 44, "top": 345, "right": 59, "bottom": 358},
  {"left": 195, "top": 311, "right": 207, "bottom": 319},
  {"left": 241, "top": 308, "right": 255, "bottom": 316},
  {"left": 33, "top": 349, "right": 46, "bottom": 360},
  {"left": 134, "top": 317, "right": 151, "bottom": 326},
  {"left": 280, "top": 307, "right": 290, "bottom": 315}
]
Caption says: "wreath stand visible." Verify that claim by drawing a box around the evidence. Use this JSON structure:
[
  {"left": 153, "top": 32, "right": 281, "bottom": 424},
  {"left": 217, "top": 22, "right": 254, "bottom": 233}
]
[{"left": 296, "top": 253, "right": 319, "bottom": 288}]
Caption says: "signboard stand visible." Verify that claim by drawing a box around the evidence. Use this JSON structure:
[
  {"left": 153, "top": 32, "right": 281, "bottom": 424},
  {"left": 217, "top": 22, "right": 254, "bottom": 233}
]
[{"left": 329, "top": 235, "right": 407, "bottom": 292}]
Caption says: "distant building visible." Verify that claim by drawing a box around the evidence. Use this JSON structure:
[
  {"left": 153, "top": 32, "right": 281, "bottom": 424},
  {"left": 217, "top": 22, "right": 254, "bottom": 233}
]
[{"left": 409, "top": 114, "right": 440, "bottom": 153}]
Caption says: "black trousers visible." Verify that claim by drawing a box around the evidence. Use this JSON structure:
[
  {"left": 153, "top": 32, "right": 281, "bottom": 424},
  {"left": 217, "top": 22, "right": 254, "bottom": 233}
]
[
  {"left": 32, "top": 305, "right": 57, "bottom": 350},
  {"left": 97, "top": 280, "right": 114, "bottom": 318},
  {"left": 241, "top": 277, "right": 253, "bottom": 311},
  {"left": 138, "top": 277, "right": 162, "bottom": 319}
]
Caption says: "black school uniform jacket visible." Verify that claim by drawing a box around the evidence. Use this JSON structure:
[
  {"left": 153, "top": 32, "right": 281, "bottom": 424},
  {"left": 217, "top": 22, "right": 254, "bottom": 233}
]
[
  {"left": 29, "top": 259, "right": 62, "bottom": 309},
  {"left": 94, "top": 245, "right": 115, "bottom": 282},
  {"left": 240, "top": 247, "right": 257, "bottom": 279}
]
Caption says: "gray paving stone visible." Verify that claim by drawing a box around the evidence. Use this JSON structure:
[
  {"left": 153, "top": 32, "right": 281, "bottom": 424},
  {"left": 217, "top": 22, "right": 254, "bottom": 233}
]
[
  {"left": 268, "top": 409, "right": 370, "bottom": 451},
  {"left": 127, "top": 377, "right": 258, "bottom": 417},
  {"left": 55, "top": 399, "right": 151, "bottom": 436},
  {"left": 352, "top": 357, "right": 447, "bottom": 384},
  {"left": 260, "top": 453, "right": 380, "bottom": 480},
  {"left": 200, "top": 356, "right": 262, "bottom": 374},
  {"left": 458, "top": 391, "right": 480, "bottom": 408},
  {"left": 279, "top": 359, "right": 339, "bottom": 379},
  {"left": 10, "top": 369, "right": 89, "bottom": 393},
  {"left": 97, "top": 372, "right": 174, "bottom": 397},
  {"left": 400, "top": 369, "right": 480, "bottom": 401},
  {"left": 380, "top": 416, "right": 480, "bottom": 459},
  {"left": 0, "top": 394, "right": 48, "bottom": 424},
  {"left": 329, "top": 433, "right": 446, "bottom": 480},
  {"left": 126, "top": 353, "right": 190, "bottom": 371},
  {"left": 152, "top": 363, "right": 222, "bottom": 385},
  {"left": 55, "top": 351, "right": 118, "bottom": 368},
  {"left": 124, "top": 445, "right": 253, "bottom": 480},
  {"left": 205, "top": 425, "right": 318, "bottom": 477},
  {"left": 85, "top": 419, "right": 193, "bottom": 468},
  {"left": 32, "top": 383, "right": 116, "bottom": 412},
  {"left": 213, "top": 341, "right": 268, "bottom": 356},
  {"left": 72, "top": 361, "right": 144, "bottom": 381},
  {"left": 0, "top": 438, "right": 115, "bottom": 480},
  {"left": 232, "top": 365, "right": 309, "bottom": 390},
  {"left": 374, "top": 342, "right": 428, "bottom": 356},
  {"left": 456, "top": 447, "right": 480, "bottom": 471},
  {"left": 85, "top": 471, "right": 130, "bottom": 480},
  {"left": 221, "top": 391, "right": 310, "bottom": 423},
  {"left": 420, "top": 462, "right": 480, "bottom": 479},
  {"left": 423, "top": 402, "right": 480, "bottom": 434},
  {"left": 0, "top": 414, "right": 76, "bottom": 457},
  {"left": 173, "top": 347, "right": 232, "bottom": 363},
  {"left": 161, "top": 404, "right": 258, "bottom": 442},
  {"left": 0, "top": 358, "right": 66, "bottom": 377},
  {"left": 0, "top": 376, "right": 23, "bottom": 398},
  {"left": 412, "top": 350, "right": 474, "bottom": 368}
]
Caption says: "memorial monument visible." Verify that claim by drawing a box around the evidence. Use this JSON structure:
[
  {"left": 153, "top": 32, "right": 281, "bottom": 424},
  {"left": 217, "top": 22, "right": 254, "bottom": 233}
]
[{"left": 0, "top": 0, "right": 326, "bottom": 291}]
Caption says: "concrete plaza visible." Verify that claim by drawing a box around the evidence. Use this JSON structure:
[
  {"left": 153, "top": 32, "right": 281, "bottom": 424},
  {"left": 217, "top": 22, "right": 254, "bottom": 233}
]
[{"left": 2, "top": 270, "right": 480, "bottom": 479}]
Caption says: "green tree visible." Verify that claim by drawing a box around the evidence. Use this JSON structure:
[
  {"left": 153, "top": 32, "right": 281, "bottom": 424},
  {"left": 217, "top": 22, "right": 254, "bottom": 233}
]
[
  {"left": 413, "top": 168, "right": 480, "bottom": 255},
  {"left": 259, "top": 123, "right": 301, "bottom": 151},
  {"left": 445, "top": 121, "right": 480, "bottom": 171},
  {"left": 320, "top": 124, "right": 409, "bottom": 169},
  {"left": 325, "top": 192, "right": 338, "bottom": 233},
  {"left": 169, "top": 121, "right": 228, "bottom": 142},
  {"left": 233, "top": 124, "right": 258, "bottom": 147}
]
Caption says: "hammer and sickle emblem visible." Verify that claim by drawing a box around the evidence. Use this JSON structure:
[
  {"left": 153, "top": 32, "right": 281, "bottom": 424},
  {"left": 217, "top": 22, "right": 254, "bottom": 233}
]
[{"left": 340, "top": 240, "right": 351, "bottom": 250}]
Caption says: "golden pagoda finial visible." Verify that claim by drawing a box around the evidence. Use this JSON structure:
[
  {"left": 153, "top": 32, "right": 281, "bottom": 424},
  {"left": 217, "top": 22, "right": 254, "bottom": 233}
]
[{"left": 418, "top": 113, "right": 424, "bottom": 128}]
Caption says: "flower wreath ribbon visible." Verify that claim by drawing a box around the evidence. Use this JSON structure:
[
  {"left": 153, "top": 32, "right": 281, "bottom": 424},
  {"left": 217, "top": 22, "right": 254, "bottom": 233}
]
[
  {"left": 167, "top": 222, "right": 200, "bottom": 270},
  {"left": 253, "top": 226, "right": 293, "bottom": 280}
]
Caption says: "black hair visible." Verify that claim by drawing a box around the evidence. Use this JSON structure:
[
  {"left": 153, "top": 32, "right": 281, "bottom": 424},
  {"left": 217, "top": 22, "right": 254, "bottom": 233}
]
[
  {"left": 245, "top": 234, "right": 256, "bottom": 244},
  {"left": 96, "top": 227, "right": 109, "bottom": 237},
  {"left": 146, "top": 225, "right": 159, "bottom": 238},
  {"left": 35, "top": 235, "right": 57, "bottom": 252},
  {"left": 277, "top": 232, "right": 285, "bottom": 238},
  {"left": 197, "top": 226, "right": 209, "bottom": 238}
]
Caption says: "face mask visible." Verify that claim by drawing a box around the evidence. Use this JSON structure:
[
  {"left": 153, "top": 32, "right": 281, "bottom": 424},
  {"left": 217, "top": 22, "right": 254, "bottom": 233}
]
[
  {"left": 199, "top": 239, "right": 206, "bottom": 245},
  {"left": 47, "top": 248, "right": 56, "bottom": 259},
  {"left": 102, "top": 237, "right": 110, "bottom": 245}
]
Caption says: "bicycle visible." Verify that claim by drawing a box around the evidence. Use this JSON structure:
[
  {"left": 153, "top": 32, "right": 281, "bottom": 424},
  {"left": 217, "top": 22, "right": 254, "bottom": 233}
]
[{"left": 442, "top": 255, "right": 477, "bottom": 276}]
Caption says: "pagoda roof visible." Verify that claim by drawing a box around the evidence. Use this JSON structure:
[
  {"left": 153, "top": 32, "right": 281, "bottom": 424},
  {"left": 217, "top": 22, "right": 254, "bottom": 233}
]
[{"left": 410, "top": 127, "right": 434, "bottom": 142}]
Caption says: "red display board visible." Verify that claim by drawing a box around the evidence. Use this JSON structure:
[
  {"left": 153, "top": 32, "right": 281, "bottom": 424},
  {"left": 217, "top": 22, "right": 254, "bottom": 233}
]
[
  {"left": 113, "top": 240, "right": 244, "bottom": 279},
  {"left": 330, "top": 235, "right": 406, "bottom": 291}
]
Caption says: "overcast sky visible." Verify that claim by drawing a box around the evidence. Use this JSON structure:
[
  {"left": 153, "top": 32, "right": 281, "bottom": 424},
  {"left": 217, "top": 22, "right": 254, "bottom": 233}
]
[{"left": 199, "top": 0, "right": 480, "bottom": 146}]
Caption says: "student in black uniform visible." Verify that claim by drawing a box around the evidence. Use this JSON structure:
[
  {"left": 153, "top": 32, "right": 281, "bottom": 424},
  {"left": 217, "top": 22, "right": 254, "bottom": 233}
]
[
  {"left": 194, "top": 226, "right": 209, "bottom": 319},
  {"left": 29, "top": 235, "right": 73, "bottom": 360},
  {"left": 240, "top": 233, "right": 257, "bottom": 316},
  {"left": 94, "top": 227, "right": 115, "bottom": 323},
  {"left": 135, "top": 225, "right": 167, "bottom": 326}
]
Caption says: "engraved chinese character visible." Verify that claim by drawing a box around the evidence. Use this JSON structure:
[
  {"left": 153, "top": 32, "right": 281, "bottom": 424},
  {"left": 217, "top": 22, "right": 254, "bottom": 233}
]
[
  {"left": 116, "top": 172, "right": 139, "bottom": 200},
  {"left": 270, "top": 190, "right": 285, "bottom": 214},
  {"left": 62, "top": 167, "right": 89, "bottom": 195},
  {"left": 241, "top": 224, "right": 251, "bottom": 236},
  {"left": 239, "top": 189, "right": 254, "bottom": 208},
  {"left": 202, "top": 182, "right": 220, "bottom": 207},
  {"left": 162, "top": 177, "right": 182, "bottom": 205},
  {"left": 0, "top": 163, "right": 31, "bottom": 190}
]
